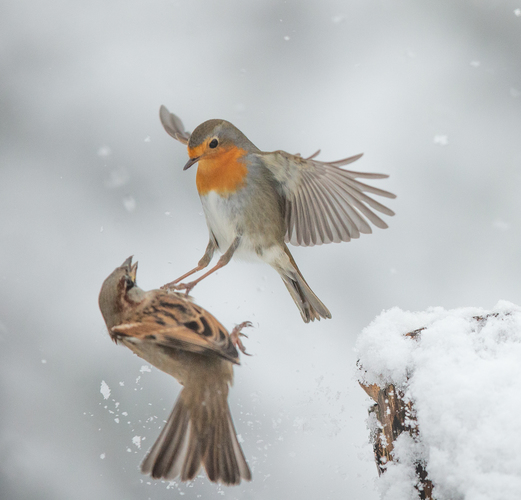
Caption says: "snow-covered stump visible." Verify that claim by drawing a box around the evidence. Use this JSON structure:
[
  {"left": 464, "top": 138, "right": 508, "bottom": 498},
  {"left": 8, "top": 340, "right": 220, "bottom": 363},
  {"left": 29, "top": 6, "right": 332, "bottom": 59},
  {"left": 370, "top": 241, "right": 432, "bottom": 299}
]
[{"left": 356, "top": 302, "right": 521, "bottom": 500}]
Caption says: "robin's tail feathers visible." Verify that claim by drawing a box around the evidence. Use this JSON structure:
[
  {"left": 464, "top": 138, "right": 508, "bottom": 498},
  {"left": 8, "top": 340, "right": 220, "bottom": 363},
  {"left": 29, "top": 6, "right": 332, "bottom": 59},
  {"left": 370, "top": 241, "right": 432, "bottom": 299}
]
[
  {"left": 276, "top": 244, "right": 331, "bottom": 322},
  {"left": 141, "top": 390, "right": 251, "bottom": 485},
  {"left": 280, "top": 270, "right": 332, "bottom": 323}
]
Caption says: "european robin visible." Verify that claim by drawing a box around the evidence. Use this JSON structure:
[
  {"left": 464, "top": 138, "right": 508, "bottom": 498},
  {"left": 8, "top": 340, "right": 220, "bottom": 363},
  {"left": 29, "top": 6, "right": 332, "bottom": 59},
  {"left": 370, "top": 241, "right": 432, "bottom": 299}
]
[
  {"left": 159, "top": 106, "right": 396, "bottom": 323},
  {"left": 99, "top": 257, "right": 252, "bottom": 485}
]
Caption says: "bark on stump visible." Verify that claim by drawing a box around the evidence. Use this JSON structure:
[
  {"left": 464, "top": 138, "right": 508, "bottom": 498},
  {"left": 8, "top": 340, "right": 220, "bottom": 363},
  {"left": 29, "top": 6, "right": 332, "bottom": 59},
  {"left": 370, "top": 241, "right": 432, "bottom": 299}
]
[{"left": 359, "top": 328, "right": 433, "bottom": 499}]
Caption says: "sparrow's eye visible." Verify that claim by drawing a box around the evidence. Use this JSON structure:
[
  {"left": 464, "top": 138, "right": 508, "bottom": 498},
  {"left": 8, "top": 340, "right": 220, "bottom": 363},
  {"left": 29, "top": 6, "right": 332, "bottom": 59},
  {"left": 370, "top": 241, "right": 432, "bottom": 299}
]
[
  {"left": 209, "top": 138, "right": 218, "bottom": 149},
  {"left": 125, "top": 276, "right": 135, "bottom": 290}
]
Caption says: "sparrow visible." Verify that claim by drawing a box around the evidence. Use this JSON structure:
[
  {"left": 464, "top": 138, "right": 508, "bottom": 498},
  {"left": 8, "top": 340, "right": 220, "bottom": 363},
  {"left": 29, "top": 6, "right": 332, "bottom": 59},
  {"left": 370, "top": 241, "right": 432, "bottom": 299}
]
[
  {"left": 98, "top": 256, "right": 252, "bottom": 485},
  {"left": 159, "top": 105, "right": 396, "bottom": 322}
]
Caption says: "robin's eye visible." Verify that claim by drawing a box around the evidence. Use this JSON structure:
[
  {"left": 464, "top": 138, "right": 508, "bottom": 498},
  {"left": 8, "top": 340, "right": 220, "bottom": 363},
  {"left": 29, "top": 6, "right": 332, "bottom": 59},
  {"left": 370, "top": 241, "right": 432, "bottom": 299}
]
[
  {"left": 209, "top": 138, "right": 218, "bottom": 149},
  {"left": 125, "top": 276, "right": 135, "bottom": 290}
]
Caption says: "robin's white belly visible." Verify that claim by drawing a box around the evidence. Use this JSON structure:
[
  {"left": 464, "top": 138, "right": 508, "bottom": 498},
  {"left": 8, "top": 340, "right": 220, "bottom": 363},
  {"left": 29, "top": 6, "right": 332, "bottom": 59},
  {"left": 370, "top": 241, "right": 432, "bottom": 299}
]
[{"left": 200, "top": 191, "right": 261, "bottom": 261}]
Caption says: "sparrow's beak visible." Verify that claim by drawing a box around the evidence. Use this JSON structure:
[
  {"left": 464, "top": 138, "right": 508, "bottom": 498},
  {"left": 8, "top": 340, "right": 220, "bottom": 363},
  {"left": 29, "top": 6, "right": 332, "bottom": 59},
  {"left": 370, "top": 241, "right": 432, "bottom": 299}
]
[
  {"left": 120, "top": 256, "right": 138, "bottom": 283},
  {"left": 129, "top": 261, "right": 138, "bottom": 283},
  {"left": 183, "top": 156, "right": 200, "bottom": 170},
  {"left": 121, "top": 256, "right": 133, "bottom": 268}
]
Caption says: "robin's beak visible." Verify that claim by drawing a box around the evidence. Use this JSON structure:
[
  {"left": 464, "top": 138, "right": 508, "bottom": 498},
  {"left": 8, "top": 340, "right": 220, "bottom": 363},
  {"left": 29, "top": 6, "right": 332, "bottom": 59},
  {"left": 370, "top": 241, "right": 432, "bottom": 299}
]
[{"left": 183, "top": 156, "right": 200, "bottom": 170}]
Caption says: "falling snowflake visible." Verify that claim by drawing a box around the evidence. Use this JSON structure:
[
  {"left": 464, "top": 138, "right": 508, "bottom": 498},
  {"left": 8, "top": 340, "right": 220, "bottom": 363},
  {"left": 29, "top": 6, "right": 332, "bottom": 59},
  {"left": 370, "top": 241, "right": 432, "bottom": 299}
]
[
  {"left": 100, "top": 380, "right": 111, "bottom": 400},
  {"left": 433, "top": 135, "right": 449, "bottom": 146}
]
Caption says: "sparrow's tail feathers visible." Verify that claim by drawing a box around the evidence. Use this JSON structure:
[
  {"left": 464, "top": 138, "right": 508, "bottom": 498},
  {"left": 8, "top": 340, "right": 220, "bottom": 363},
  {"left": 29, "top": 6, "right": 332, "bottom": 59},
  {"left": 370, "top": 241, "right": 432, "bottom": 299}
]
[
  {"left": 140, "top": 391, "right": 191, "bottom": 481},
  {"left": 203, "top": 404, "right": 251, "bottom": 484},
  {"left": 141, "top": 389, "right": 251, "bottom": 485}
]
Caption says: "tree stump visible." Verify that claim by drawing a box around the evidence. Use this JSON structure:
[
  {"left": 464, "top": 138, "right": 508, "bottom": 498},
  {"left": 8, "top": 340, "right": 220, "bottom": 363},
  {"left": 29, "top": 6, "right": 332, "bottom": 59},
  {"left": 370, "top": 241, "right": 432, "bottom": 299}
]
[{"left": 359, "top": 327, "right": 433, "bottom": 499}]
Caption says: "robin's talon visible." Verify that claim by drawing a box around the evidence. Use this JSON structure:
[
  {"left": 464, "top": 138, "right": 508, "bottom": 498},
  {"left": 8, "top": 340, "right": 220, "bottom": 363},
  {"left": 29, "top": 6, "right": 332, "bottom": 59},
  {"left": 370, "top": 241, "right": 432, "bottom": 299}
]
[
  {"left": 173, "top": 281, "right": 197, "bottom": 295},
  {"left": 161, "top": 280, "right": 181, "bottom": 291}
]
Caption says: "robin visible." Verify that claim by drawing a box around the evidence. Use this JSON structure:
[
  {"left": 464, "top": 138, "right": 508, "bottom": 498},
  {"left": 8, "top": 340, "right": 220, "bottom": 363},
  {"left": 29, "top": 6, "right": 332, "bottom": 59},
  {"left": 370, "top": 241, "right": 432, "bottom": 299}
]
[{"left": 159, "top": 105, "right": 396, "bottom": 323}]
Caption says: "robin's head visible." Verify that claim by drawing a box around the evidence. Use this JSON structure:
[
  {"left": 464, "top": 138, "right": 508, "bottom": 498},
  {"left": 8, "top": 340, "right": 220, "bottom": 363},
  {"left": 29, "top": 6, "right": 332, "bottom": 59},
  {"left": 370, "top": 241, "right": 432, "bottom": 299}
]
[{"left": 184, "top": 120, "right": 258, "bottom": 170}]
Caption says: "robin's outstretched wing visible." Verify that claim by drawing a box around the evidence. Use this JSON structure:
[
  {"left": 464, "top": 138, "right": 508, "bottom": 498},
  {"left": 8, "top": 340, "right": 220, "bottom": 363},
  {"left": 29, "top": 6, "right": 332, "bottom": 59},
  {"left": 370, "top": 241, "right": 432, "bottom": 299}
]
[
  {"left": 111, "top": 291, "right": 239, "bottom": 364},
  {"left": 159, "top": 106, "right": 191, "bottom": 145},
  {"left": 260, "top": 150, "right": 396, "bottom": 247}
]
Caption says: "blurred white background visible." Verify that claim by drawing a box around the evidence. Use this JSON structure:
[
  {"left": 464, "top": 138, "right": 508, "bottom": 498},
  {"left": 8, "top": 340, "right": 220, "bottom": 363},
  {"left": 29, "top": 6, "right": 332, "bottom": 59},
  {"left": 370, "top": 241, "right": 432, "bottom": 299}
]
[{"left": 1, "top": 0, "right": 520, "bottom": 498}]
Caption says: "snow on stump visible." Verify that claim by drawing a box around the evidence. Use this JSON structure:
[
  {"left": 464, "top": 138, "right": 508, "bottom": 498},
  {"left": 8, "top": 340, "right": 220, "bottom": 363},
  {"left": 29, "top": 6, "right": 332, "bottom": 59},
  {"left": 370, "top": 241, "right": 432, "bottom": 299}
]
[{"left": 356, "top": 301, "right": 521, "bottom": 500}]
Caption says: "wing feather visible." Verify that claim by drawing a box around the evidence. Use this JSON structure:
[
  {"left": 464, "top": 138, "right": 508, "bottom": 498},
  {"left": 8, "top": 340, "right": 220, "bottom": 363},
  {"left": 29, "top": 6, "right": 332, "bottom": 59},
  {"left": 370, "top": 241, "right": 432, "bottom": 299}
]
[
  {"left": 285, "top": 198, "right": 296, "bottom": 245},
  {"left": 323, "top": 177, "right": 386, "bottom": 230},
  {"left": 299, "top": 187, "right": 312, "bottom": 246},
  {"left": 298, "top": 179, "right": 317, "bottom": 246},
  {"left": 260, "top": 150, "right": 396, "bottom": 246},
  {"left": 159, "top": 105, "right": 191, "bottom": 145},
  {"left": 312, "top": 179, "right": 354, "bottom": 242},
  {"left": 302, "top": 173, "right": 331, "bottom": 244},
  {"left": 326, "top": 169, "right": 396, "bottom": 200},
  {"left": 323, "top": 177, "right": 372, "bottom": 234},
  {"left": 325, "top": 153, "right": 364, "bottom": 168},
  {"left": 310, "top": 176, "right": 356, "bottom": 242},
  {"left": 112, "top": 291, "right": 239, "bottom": 364},
  {"left": 294, "top": 189, "right": 306, "bottom": 246}
]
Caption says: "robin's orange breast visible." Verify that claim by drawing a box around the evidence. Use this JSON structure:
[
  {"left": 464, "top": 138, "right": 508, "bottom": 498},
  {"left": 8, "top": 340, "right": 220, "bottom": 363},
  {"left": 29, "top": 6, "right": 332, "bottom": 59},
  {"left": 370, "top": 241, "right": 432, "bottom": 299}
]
[{"left": 195, "top": 146, "right": 249, "bottom": 196}]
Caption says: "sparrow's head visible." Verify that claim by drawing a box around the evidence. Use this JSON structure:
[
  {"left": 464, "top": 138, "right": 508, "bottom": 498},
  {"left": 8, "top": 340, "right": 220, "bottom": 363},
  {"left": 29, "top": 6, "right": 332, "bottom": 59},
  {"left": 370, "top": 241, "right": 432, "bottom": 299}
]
[{"left": 99, "top": 256, "right": 140, "bottom": 333}]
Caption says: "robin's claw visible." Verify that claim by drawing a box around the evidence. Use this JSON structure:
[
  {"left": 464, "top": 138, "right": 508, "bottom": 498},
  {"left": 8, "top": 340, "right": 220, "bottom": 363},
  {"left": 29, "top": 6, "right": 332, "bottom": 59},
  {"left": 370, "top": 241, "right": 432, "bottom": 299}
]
[
  {"left": 161, "top": 280, "right": 179, "bottom": 291},
  {"left": 161, "top": 281, "right": 196, "bottom": 294},
  {"left": 179, "top": 281, "right": 197, "bottom": 294}
]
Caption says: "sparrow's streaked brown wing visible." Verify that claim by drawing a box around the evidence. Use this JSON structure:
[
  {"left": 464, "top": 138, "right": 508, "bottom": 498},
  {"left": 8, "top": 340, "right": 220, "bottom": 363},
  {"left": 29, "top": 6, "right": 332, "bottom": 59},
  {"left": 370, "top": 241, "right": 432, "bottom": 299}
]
[
  {"left": 159, "top": 106, "right": 191, "bottom": 145},
  {"left": 261, "top": 150, "right": 396, "bottom": 247},
  {"left": 111, "top": 291, "right": 239, "bottom": 364}
]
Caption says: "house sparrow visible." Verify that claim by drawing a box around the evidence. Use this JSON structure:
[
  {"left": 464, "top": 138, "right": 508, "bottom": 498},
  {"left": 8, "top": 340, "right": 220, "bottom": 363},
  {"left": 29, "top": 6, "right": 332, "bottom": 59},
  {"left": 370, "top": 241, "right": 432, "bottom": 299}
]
[
  {"left": 98, "top": 256, "right": 252, "bottom": 485},
  {"left": 159, "top": 105, "right": 395, "bottom": 322}
]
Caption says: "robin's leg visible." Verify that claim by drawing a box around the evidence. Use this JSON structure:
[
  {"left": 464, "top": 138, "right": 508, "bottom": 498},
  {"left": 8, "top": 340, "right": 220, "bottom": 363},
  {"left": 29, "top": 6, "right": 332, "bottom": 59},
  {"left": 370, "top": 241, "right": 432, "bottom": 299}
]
[
  {"left": 230, "top": 321, "right": 252, "bottom": 356},
  {"left": 162, "top": 238, "right": 216, "bottom": 290},
  {"left": 173, "top": 236, "right": 240, "bottom": 294}
]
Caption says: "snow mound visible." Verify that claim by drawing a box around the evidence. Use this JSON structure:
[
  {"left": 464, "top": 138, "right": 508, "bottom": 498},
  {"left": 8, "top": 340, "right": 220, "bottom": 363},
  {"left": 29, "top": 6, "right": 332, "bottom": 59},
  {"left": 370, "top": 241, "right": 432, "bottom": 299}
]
[{"left": 356, "top": 301, "right": 521, "bottom": 500}]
